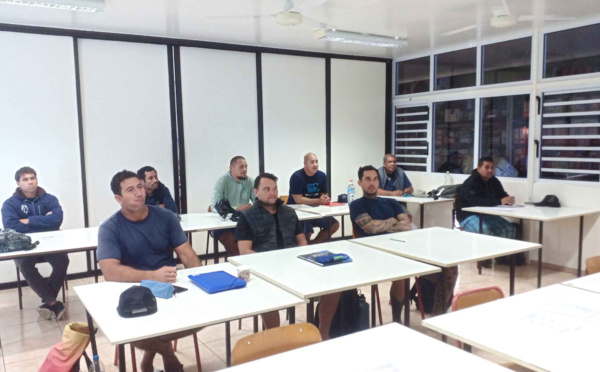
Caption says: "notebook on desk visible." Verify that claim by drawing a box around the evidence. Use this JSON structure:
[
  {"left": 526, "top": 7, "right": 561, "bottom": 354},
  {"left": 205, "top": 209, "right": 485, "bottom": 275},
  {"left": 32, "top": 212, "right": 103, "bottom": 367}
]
[
  {"left": 298, "top": 250, "right": 352, "bottom": 267},
  {"left": 188, "top": 271, "right": 246, "bottom": 294}
]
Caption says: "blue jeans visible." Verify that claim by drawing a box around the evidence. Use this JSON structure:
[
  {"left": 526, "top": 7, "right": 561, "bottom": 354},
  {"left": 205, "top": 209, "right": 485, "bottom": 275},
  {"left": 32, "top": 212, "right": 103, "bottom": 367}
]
[
  {"left": 15, "top": 253, "right": 69, "bottom": 305},
  {"left": 460, "top": 215, "right": 516, "bottom": 239}
]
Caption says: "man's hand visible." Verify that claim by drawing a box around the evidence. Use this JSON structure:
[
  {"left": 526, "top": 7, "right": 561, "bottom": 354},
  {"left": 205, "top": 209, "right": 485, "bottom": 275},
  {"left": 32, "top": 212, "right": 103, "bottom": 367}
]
[
  {"left": 19, "top": 218, "right": 29, "bottom": 224},
  {"left": 152, "top": 266, "right": 178, "bottom": 283},
  {"left": 501, "top": 196, "right": 515, "bottom": 205},
  {"left": 236, "top": 203, "right": 252, "bottom": 211},
  {"left": 393, "top": 190, "right": 403, "bottom": 197},
  {"left": 319, "top": 195, "right": 331, "bottom": 205},
  {"left": 45, "top": 211, "right": 52, "bottom": 215}
]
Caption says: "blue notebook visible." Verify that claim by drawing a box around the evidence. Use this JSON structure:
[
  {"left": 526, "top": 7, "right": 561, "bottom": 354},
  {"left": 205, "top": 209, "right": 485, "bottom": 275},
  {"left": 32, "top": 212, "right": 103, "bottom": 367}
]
[{"left": 188, "top": 271, "right": 247, "bottom": 294}]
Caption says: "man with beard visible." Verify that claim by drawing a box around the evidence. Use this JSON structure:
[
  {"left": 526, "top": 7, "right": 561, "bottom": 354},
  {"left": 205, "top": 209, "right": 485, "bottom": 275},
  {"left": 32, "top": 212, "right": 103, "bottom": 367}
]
[
  {"left": 137, "top": 166, "right": 178, "bottom": 213},
  {"left": 210, "top": 156, "right": 256, "bottom": 256}
]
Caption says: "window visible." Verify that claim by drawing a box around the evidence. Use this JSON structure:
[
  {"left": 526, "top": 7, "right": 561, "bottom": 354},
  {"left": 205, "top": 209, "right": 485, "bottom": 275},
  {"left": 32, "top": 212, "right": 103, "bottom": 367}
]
[
  {"left": 435, "top": 48, "right": 477, "bottom": 90},
  {"left": 396, "top": 56, "right": 430, "bottom": 95},
  {"left": 482, "top": 37, "right": 531, "bottom": 85},
  {"left": 394, "top": 105, "right": 429, "bottom": 172},
  {"left": 544, "top": 23, "right": 600, "bottom": 78},
  {"left": 540, "top": 89, "right": 600, "bottom": 181},
  {"left": 433, "top": 99, "right": 475, "bottom": 173},
  {"left": 480, "top": 95, "right": 529, "bottom": 178}
]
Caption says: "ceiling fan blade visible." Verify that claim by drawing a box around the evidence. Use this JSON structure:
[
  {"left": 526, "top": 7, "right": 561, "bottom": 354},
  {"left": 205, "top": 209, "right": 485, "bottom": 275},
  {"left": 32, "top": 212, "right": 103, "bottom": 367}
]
[
  {"left": 489, "top": 0, "right": 510, "bottom": 17},
  {"left": 207, "top": 14, "right": 274, "bottom": 20},
  {"left": 517, "top": 15, "right": 575, "bottom": 21},
  {"left": 442, "top": 24, "right": 479, "bottom": 37}
]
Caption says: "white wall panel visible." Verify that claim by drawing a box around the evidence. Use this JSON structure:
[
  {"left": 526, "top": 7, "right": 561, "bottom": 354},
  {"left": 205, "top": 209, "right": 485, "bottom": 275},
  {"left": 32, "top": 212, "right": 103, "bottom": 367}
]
[
  {"left": 262, "top": 54, "right": 326, "bottom": 196},
  {"left": 331, "top": 59, "right": 386, "bottom": 198},
  {"left": 79, "top": 39, "right": 174, "bottom": 226},
  {"left": 180, "top": 47, "right": 259, "bottom": 213},
  {"left": 0, "top": 32, "right": 86, "bottom": 282}
]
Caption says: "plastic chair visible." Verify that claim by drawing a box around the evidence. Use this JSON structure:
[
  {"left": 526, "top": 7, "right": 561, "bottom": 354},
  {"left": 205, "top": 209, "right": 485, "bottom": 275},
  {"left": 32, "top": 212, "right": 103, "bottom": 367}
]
[
  {"left": 231, "top": 323, "right": 321, "bottom": 366},
  {"left": 451, "top": 286, "right": 504, "bottom": 349},
  {"left": 280, "top": 195, "right": 289, "bottom": 205},
  {"left": 16, "top": 258, "right": 67, "bottom": 310},
  {"left": 585, "top": 256, "right": 600, "bottom": 275}
]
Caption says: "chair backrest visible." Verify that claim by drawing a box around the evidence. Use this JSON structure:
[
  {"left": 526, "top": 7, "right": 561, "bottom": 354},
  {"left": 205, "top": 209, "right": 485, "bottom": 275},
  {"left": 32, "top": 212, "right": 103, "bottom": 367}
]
[
  {"left": 451, "top": 286, "right": 504, "bottom": 312},
  {"left": 231, "top": 323, "right": 321, "bottom": 366},
  {"left": 280, "top": 195, "right": 289, "bottom": 205},
  {"left": 207, "top": 205, "right": 212, "bottom": 213},
  {"left": 351, "top": 221, "right": 359, "bottom": 239},
  {"left": 586, "top": 256, "right": 600, "bottom": 275}
]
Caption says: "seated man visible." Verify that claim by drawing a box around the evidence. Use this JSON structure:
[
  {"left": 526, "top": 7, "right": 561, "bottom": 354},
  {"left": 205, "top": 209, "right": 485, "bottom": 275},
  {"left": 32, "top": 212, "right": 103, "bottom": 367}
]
[
  {"left": 235, "top": 173, "right": 339, "bottom": 340},
  {"left": 377, "top": 154, "right": 414, "bottom": 197},
  {"left": 1, "top": 166, "right": 68, "bottom": 320},
  {"left": 98, "top": 170, "right": 201, "bottom": 372},
  {"left": 352, "top": 165, "right": 458, "bottom": 316},
  {"left": 210, "top": 156, "right": 255, "bottom": 256},
  {"left": 137, "top": 166, "right": 178, "bottom": 214},
  {"left": 287, "top": 153, "right": 339, "bottom": 244}
]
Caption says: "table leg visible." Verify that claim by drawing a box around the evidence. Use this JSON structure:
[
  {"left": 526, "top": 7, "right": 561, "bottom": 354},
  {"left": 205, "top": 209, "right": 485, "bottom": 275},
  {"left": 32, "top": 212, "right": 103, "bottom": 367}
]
[
  {"left": 86, "top": 250, "right": 92, "bottom": 273},
  {"left": 307, "top": 299, "right": 314, "bottom": 324},
  {"left": 538, "top": 222, "right": 543, "bottom": 288},
  {"left": 213, "top": 234, "right": 219, "bottom": 264},
  {"left": 289, "top": 306, "right": 296, "bottom": 324},
  {"left": 509, "top": 253, "right": 515, "bottom": 296},
  {"left": 371, "top": 285, "right": 376, "bottom": 328},
  {"left": 341, "top": 217, "right": 345, "bottom": 238},
  {"left": 93, "top": 250, "right": 98, "bottom": 283},
  {"left": 225, "top": 321, "right": 231, "bottom": 367},
  {"left": 86, "top": 311, "right": 99, "bottom": 362},
  {"left": 578, "top": 216, "right": 584, "bottom": 277},
  {"left": 441, "top": 271, "right": 448, "bottom": 343},
  {"left": 118, "top": 344, "right": 125, "bottom": 372},
  {"left": 420, "top": 204, "right": 424, "bottom": 229},
  {"left": 404, "top": 279, "right": 410, "bottom": 327},
  {"left": 477, "top": 214, "right": 483, "bottom": 275},
  {"left": 253, "top": 315, "right": 258, "bottom": 333}
]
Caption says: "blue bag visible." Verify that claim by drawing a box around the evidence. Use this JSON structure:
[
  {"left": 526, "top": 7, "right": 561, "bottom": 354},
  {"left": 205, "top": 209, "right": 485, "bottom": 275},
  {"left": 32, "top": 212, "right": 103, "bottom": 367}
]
[{"left": 141, "top": 280, "right": 175, "bottom": 299}]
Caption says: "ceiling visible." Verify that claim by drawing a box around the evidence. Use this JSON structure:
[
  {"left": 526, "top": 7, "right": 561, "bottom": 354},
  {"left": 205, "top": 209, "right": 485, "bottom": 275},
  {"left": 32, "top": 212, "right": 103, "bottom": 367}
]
[{"left": 0, "top": 0, "right": 598, "bottom": 59}]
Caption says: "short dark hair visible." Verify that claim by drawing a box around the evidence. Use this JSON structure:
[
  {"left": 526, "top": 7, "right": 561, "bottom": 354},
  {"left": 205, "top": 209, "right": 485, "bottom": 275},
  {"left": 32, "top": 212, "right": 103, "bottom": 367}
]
[
  {"left": 230, "top": 156, "right": 245, "bottom": 167},
  {"left": 136, "top": 166, "right": 156, "bottom": 181},
  {"left": 478, "top": 156, "right": 494, "bottom": 167},
  {"left": 254, "top": 173, "right": 278, "bottom": 189},
  {"left": 15, "top": 166, "right": 37, "bottom": 182},
  {"left": 111, "top": 170, "right": 140, "bottom": 196},
  {"left": 358, "top": 165, "right": 378, "bottom": 181}
]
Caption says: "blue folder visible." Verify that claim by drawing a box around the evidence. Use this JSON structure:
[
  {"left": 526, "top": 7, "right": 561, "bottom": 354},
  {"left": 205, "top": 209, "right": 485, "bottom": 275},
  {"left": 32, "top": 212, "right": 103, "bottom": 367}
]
[{"left": 188, "top": 271, "right": 247, "bottom": 294}]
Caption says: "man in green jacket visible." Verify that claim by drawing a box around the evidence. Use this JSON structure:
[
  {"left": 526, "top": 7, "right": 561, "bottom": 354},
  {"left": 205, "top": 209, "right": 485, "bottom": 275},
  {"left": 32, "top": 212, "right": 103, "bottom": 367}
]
[{"left": 210, "top": 156, "right": 256, "bottom": 256}]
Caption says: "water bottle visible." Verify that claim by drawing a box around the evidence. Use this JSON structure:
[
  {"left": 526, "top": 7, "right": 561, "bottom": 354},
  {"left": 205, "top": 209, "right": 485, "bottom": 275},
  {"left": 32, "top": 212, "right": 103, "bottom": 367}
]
[
  {"left": 88, "top": 355, "right": 105, "bottom": 372},
  {"left": 444, "top": 171, "right": 454, "bottom": 186},
  {"left": 347, "top": 180, "right": 355, "bottom": 204}
]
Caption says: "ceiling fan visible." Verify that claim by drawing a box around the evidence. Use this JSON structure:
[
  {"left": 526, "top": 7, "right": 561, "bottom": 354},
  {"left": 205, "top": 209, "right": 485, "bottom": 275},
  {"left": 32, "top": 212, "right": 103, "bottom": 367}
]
[
  {"left": 208, "top": 0, "right": 332, "bottom": 27},
  {"left": 443, "top": 0, "right": 574, "bottom": 37}
]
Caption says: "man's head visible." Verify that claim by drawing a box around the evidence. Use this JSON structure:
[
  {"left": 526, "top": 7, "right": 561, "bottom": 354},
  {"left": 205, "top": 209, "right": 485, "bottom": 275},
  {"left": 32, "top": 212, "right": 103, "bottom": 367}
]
[
  {"left": 303, "top": 153, "right": 319, "bottom": 176},
  {"left": 229, "top": 156, "right": 248, "bottom": 181},
  {"left": 383, "top": 154, "right": 397, "bottom": 175},
  {"left": 111, "top": 170, "right": 146, "bottom": 211},
  {"left": 358, "top": 165, "right": 379, "bottom": 197},
  {"left": 137, "top": 166, "right": 159, "bottom": 191},
  {"left": 477, "top": 156, "right": 495, "bottom": 181},
  {"left": 15, "top": 166, "right": 38, "bottom": 195},
  {"left": 254, "top": 173, "right": 279, "bottom": 206}
]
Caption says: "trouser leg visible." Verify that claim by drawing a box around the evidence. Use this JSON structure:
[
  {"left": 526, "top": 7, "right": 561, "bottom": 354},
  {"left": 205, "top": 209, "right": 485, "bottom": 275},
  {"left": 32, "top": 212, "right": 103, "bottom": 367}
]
[
  {"left": 15, "top": 257, "right": 53, "bottom": 304},
  {"left": 44, "top": 253, "right": 70, "bottom": 302}
]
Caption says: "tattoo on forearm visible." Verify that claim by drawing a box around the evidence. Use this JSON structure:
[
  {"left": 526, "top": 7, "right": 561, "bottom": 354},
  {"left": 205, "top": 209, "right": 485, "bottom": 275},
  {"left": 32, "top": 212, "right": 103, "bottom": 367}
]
[{"left": 356, "top": 213, "right": 400, "bottom": 235}]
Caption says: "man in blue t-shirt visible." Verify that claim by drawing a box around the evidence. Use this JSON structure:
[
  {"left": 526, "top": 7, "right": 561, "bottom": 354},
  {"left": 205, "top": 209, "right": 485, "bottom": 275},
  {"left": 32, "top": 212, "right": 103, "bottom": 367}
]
[
  {"left": 98, "top": 170, "right": 201, "bottom": 372},
  {"left": 350, "top": 165, "right": 412, "bottom": 323},
  {"left": 377, "top": 154, "right": 414, "bottom": 197},
  {"left": 288, "top": 153, "right": 339, "bottom": 244}
]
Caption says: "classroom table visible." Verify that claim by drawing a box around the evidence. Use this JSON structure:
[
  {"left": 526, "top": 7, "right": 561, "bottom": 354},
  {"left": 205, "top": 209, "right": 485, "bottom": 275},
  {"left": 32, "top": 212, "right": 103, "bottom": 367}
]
[
  {"left": 463, "top": 205, "right": 600, "bottom": 281},
  {"left": 225, "top": 322, "right": 510, "bottom": 371},
  {"left": 228, "top": 240, "right": 440, "bottom": 327},
  {"left": 351, "top": 227, "right": 542, "bottom": 297},
  {"left": 380, "top": 195, "right": 454, "bottom": 228},
  {"left": 289, "top": 204, "right": 350, "bottom": 237},
  {"left": 75, "top": 263, "right": 306, "bottom": 370},
  {"left": 422, "top": 284, "right": 600, "bottom": 372},
  {"left": 562, "top": 272, "right": 600, "bottom": 294}
]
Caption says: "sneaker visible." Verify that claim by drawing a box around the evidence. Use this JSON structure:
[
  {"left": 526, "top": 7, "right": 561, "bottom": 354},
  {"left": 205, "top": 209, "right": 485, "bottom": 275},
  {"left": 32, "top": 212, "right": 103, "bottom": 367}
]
[
  {"left": 50, "top": 301, "right": 66, "bottom": 320},
  {"left": 37, "top": 303, "right": 54, "bottom": 320}
]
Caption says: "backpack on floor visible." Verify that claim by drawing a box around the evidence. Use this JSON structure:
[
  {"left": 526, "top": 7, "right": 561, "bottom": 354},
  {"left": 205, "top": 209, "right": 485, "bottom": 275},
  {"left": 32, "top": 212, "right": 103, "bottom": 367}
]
[
  {"left": 495, "top": 222, "right": 527, "bottom": 266},
  {"left": 409, "top": 277, "right": 453, "bottom": 315},
  {"left": 314, "top": 289, "right": 369, "bottom": 338}
]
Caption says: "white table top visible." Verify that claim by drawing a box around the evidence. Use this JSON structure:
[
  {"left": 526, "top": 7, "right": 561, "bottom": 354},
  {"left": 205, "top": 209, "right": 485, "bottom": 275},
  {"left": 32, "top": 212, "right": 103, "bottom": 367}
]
[
  {"left": 225, "top": 323, "right": 510, "bottom": 372},
  {"left": 423, "top": 284, "right": 600, "bottom": 372},
  {"left": 462, "top": 205, "right": 600, "bottom": 222},
  {"left": 351, "top": 227, "right": 541, "bottom": 267},
  {"left": 179, "top": 210, "right": 320, "bottom": 233},
  {"left": 381, "top": 195, "right": 454, "bottom": 205},
  {"left": 74, "top": 263, "right": 305, "bottom": 345},
  {"left": 290, "top": 204, "right": 350, "bottom": 217},
  {"left": 227, "top": 240, "right": 440, "bottom": 299},
  {"left": 0, "top": 227, "right": 99, "bottom": 260},
  {"left": 562, "top": 272, "right": 600, "bottom": 294}
]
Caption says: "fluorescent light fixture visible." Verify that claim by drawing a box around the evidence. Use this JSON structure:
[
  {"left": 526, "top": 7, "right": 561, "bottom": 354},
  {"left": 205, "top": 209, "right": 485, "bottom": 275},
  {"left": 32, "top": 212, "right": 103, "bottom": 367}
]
[
  {"left": 0, "top": 0, "right": 104, "bottom": 12},
  {"left": 314, "top": 29, "right": 407, "bottom": 48}
]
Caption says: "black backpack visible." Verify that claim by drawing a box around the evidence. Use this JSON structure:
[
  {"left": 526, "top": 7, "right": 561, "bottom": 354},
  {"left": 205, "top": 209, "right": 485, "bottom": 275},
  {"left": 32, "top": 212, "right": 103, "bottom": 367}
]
[
  {"left": 409, "top": 277, "right": 453, "bottom": 315},
  {"left": 314, "top": 289, "right": 369, "bottom": 338},
  {"left": 0, "top": 229, "right": 39, "bottom": 253}
]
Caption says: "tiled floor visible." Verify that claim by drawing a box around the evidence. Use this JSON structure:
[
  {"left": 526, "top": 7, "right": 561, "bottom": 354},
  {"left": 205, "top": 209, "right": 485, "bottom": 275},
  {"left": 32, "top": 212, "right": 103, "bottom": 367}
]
[{"left": 0, "top": 261, "right": 575, "bottom": 372}]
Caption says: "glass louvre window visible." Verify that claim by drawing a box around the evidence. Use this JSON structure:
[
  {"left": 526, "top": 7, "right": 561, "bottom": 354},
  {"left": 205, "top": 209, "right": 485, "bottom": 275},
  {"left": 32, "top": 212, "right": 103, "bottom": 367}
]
[
  {"left": 433, "top": 99, "right": 475, "bottom": 173},
  {"left": 540, "top": 89, "right": 600, "bottom": 182},
  {"left": 482, "top": 37, "right": 531, "bottom": 85},
  {"left": 544, "top": 23, "right": 600, "bottom": 78},
  {"left": 435, "top": 48, "right": 477, "bottom": 90},
  {"left": 396, "top": 56, "right": 430, "bottom": 95},
  {"left": 480, "top": 95, "right": 530, "bottom": 178},
  {"left": 395, "top": 105, "right": 429, "bottom": 172}
]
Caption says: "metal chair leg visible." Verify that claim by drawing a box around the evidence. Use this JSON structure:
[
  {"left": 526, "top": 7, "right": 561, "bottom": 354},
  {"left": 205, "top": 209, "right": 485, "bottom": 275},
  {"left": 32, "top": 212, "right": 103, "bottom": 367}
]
[
  {"left": 16, "top": 267, "right": 23, "bottom": 310},
  {"left": 193, "top": 333, "right": 202, "bottom": 371},
  {"left": 374, "top": 285, "right": 383, "bottom": 325}
]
